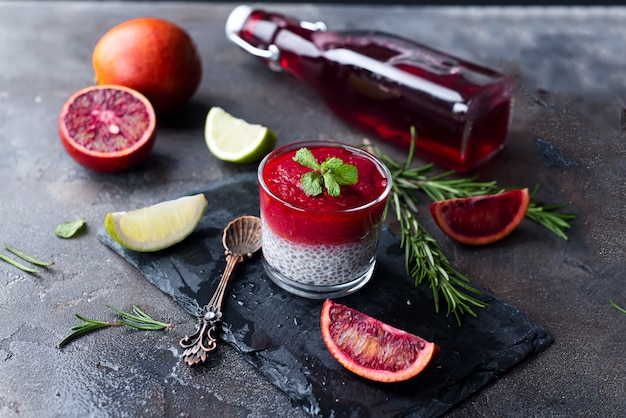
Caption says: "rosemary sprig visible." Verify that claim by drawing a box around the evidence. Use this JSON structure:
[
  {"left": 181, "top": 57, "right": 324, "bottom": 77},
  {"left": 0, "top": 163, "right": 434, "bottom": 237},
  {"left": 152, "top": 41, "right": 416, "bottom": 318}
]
[
  {"left": 373, "top": 134, "right": 576, "bottom": 240},
  {"left": 59, "top": 305, "right": 173, "bottom": 347},
  {"left": 58, "top": 315, "right": 122, "bottom": 347},
  {"left": 418, "top": 175, "right": 575, "bottom": 240},
  {"left": 366, "top": 127, "right": 576, "bottom": 324},
  {"left": 376, "top": 133, "right": 486, "bottom": 324},
  {"left": 525, "top": 185, "right": 577, "bottom": 240},
  {"left": 391, "top": 190, "right": 488, "bottom": 324},
  {"left": 378, "top": 158, "right": 498, "bottom": 203},
  {"left": 107, "top": 305, "right": 174, "bottom": 331}
]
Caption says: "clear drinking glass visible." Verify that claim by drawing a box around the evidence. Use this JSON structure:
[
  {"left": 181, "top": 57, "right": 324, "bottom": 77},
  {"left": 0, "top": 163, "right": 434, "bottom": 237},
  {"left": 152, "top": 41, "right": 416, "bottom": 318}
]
[{"left": 258, "top": 141, "right": 392, "bottom": 298}]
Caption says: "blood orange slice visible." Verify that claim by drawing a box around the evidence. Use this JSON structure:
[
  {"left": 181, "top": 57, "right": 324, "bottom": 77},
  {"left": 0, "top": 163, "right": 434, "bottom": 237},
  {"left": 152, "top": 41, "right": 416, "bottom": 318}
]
[
  {"left": 320, "top": 299, "right": 438, "bottom": 383},
  {"left": 430, "top": 188, "right": 530, "bottom": 245},
  {"left": 58, "top": 85, "right": 156, "bottom": 173}
]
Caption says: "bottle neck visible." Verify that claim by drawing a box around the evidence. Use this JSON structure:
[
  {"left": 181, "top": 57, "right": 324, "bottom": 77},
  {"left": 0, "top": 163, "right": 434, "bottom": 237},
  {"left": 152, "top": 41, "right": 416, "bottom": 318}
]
[
  {"left": 227, "top": 6, "right": 326, "bottom": 69},
  {"left": 241, "top": 10, "right": 298, "bottom": 49}
]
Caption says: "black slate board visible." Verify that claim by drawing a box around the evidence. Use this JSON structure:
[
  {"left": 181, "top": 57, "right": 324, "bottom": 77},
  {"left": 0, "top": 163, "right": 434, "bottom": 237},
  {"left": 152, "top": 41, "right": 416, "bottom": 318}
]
[{"left": 98, "top": 172, "right": 552, "bottom": 418}]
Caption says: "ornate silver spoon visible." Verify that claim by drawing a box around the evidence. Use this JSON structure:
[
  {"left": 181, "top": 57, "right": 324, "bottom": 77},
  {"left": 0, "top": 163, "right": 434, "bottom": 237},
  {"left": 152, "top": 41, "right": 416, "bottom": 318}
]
[{"left": 180, "top": 215, "right": 262, "bottom": 366}]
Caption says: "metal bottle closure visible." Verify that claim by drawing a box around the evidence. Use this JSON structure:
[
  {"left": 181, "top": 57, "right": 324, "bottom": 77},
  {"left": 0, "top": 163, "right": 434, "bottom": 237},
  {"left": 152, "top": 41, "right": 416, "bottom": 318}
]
[{"left": 225, "top": 5, "right": 327, "bottom": 72}]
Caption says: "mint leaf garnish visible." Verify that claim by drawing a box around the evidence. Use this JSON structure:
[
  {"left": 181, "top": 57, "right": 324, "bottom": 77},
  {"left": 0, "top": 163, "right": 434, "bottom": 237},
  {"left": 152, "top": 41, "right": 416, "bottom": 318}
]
[
  {"left": 323, "top": 172, "right": 341, "bottom": 196},
  {"left": 330, "top": 163, "right": 358, "bottom": 185},
  {"left": 322, "top": 157, "right": 343, "bottom": 170},
  {"left": 301, "top": 172, "right": 324, "bottom": 196},
  {"left": 293, "top": 147, "right": 358, "bottom": 197},
  {"left": 293, "top": 148, "right": 320, "bottom": 171}
]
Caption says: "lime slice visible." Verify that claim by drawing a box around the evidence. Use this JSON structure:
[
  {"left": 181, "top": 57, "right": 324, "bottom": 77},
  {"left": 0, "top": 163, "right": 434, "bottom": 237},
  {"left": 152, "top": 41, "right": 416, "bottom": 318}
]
[
  {"left": 204, "top": 107, "right": 277, "bottom": 163},
  {"left": 105, "top": 194, "right": 208, "bottom": 252}
]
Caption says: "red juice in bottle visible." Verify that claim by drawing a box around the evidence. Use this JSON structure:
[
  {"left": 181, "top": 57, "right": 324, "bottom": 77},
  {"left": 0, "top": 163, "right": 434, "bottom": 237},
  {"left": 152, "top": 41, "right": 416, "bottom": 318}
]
[{"left": 226, "top": 5, "right": 514, "bottom": 172}]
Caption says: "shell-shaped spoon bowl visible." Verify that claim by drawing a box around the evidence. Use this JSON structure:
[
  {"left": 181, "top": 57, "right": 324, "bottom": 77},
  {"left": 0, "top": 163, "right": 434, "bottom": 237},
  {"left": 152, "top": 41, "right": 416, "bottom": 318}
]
[{"left": 223, "top": 215, "right": 262, "bottom": 257}]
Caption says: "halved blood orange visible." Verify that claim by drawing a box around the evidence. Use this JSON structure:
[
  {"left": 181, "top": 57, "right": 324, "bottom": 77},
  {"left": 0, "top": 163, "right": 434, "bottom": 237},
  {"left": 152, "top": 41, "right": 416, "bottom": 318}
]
[
  {"left": 320, "top": 299, "right": 438, "bottom": 383},
  {"left": 58, "top": 85, "right": 156, "bottom": 173},
  {"left": 430, "top": 188, "right": 530, "bottom": 245}
]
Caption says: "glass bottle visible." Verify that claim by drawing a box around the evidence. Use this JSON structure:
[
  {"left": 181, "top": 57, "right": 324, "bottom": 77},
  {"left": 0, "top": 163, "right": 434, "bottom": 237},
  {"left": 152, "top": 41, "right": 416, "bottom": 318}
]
[{"left": 226, "top": 5, "right": 515, "bottom": 172}]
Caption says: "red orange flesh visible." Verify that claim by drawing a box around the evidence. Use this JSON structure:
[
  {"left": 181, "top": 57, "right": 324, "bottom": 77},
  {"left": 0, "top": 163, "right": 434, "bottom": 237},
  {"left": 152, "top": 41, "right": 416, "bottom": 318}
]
[
  {"left": 430, "top": 188, "right": 530, "bottom": 245},
  {"left": 58, "top": 85, "right": 156, "bottom": 173},
  {"left": 320, "top": 299, "right": 438, "bottom": 383}
]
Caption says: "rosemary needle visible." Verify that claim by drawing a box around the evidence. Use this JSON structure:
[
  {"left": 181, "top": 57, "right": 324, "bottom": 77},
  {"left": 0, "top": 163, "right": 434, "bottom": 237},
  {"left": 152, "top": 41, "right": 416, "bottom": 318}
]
[
  {"left": 389, "top": 175, "right": 488, "bottom": 325},
  {"left": 107, "top": 305, "right": 174, "bottom": 331},
  {"left": 58, "top": 306, "right": 173, "bottom": 347},
  {"left": 365, "top": 127, "right": 576, "bottom": 324},
  {"left": 610, "top": 299, "right": 626, "bottom": 315},
  {"left": 366, "top": 133, "right": 488, "bottom": 324},
  {"left": 0, "top": 253, "right": 39, "bottom": 274},
  {"left": 4, "top": 243, "right": 54, "bottom": 266}
]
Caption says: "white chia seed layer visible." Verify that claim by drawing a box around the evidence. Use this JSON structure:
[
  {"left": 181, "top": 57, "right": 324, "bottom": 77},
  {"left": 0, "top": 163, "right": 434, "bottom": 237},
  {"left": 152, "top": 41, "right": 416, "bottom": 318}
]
[{"left": 261, "top": 221, "right": 381, "bottom": 287}]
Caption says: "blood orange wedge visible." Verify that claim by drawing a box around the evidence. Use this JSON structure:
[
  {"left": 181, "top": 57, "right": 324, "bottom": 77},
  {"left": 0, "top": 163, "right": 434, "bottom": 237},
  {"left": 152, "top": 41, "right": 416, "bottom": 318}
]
[
  {"left": 320, "top": 299, "right": 438, "bottom": 383},
  {"left": 430, "top": 188, "right": 530, "bottom": 245},
  {"left": 58, "top": 85, "right": 156, "bottom": 173}
]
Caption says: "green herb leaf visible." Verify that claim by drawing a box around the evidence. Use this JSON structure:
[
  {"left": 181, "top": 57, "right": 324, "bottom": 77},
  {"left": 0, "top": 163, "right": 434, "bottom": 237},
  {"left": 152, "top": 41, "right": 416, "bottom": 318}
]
[
  {"left": 388, "top": 185, "right": 488, "bottom": 325},
  {"left": 55, "top": 218, "right": 86, "bottom": 239},
  {"left": 294, "top": 148, "right": 358, "bottom": 197},
  {"left": 331, "top": 162, "right": 358, "bottom": 185},
  {"left": 293, "top": 148, "right": 320, "bottom": 171},
  {"left": 323, "top": 172, "right": 341, "bottom": 197},
  {"left": 321, "top": 157, "right": 343, "bottom": 170},
  {"left": 301, "top": 172, "right": 324, "bottom": 196}
]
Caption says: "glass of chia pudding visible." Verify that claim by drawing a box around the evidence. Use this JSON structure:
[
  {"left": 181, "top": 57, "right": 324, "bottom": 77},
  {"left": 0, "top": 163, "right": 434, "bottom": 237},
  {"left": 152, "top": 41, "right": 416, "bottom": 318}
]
[{"left": 257, "top": 140, "right": 392, "bottom": 298}]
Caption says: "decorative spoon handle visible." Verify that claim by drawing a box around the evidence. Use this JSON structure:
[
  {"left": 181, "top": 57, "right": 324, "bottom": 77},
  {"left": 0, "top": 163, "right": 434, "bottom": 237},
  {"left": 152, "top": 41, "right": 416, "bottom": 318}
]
[
  {"left": 179, "top": 215, "right": 262, "bottom": 366},
  {"left": 179, "top": 254, "right": 243, "bottom": 366}
]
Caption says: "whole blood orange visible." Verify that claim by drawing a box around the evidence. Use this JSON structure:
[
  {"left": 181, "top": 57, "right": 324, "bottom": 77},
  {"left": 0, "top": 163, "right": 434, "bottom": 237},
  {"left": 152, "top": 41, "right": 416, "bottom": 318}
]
[
  {"left": 58, "top": 85, "right": 156, "bottom": 173},
  {"left": 430, "top": 188, "right": 530, "bottom": 245},
  {"left": 92, "top": 17, "right": 202, "bottom": 115},
  {"left": 320, "top": 299, "right": 438, "bottom": 383}
]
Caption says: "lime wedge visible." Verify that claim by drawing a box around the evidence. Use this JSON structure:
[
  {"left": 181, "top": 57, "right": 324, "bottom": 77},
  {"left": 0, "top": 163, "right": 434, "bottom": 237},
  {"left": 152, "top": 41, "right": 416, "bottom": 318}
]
[
  {"left": 105, "top": 194, "right": 208, "bottom": 252},
  {"left": 204, "top": 107, "right": 277, "bottom": 163}
]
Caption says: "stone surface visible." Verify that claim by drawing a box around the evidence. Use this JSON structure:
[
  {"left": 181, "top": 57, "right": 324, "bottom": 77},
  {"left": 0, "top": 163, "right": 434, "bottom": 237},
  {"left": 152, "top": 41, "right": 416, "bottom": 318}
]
[
  {"left": 98, "top": 172, "right": 553, "bottom": 417},
  {"left": 0, "top": 2, "right": 624, "bottom": 417}
]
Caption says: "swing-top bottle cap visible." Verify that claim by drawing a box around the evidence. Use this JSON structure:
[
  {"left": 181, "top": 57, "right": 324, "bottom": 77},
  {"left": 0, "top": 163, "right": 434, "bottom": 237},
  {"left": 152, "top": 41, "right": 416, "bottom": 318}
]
[
  {"left": 225, "top": 5, "right": 280, "bottom": 62},
  {"left": 225, "top": 5, "right": 252, "bottom": 40}
]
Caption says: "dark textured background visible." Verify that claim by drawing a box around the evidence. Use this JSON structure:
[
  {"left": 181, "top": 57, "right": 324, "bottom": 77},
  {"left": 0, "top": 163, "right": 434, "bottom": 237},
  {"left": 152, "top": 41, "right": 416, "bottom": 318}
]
[{"left": 0, "top": 2, "right": 624, "bottom": 418}]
